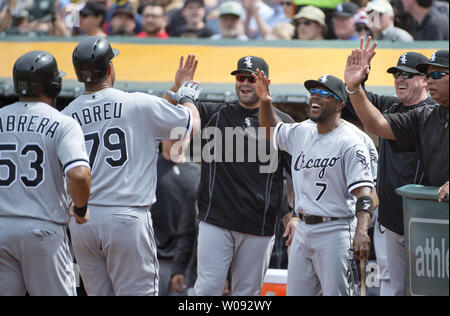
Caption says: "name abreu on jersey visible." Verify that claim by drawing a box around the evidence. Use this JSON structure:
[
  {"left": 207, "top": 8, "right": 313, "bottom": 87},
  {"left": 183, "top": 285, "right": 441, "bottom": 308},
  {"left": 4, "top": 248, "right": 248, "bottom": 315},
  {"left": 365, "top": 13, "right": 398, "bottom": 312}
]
[
  {"left": 0, "top": 114, "right": 60, "bottom": 139},
  {"left": 70, "top": 102, "right": 123, "bottom": 127}
]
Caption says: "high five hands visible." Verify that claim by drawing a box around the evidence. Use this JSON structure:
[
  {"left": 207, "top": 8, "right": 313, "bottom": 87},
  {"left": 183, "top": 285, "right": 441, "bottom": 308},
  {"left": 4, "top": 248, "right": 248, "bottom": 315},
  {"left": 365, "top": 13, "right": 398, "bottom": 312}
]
[
  {"left": 344, "top": 37, "right": 378, "bottom": 90},
  {"left": 252, "top": 68, "right": 272, "bottom": 106}
]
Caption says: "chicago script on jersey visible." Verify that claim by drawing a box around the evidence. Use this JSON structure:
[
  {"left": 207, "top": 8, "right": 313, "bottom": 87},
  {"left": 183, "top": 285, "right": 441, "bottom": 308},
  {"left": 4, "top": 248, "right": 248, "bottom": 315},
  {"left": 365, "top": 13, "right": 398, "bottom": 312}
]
[
  {"left": 0, "top": 114, "right": 59, "bottom": 138},
  {"left": 70, "top": 102, "right": 122, "bottom": 126},
  {"left": 293, "top": 151, "right": 341, "bottom": 178}
]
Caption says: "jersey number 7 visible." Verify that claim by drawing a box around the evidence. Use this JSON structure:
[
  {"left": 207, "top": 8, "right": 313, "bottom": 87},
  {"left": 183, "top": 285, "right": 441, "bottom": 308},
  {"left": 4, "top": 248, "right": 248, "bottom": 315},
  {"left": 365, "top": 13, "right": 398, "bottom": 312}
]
[{"left": 315, "top": 182, "right": 327, "bottom": 201}]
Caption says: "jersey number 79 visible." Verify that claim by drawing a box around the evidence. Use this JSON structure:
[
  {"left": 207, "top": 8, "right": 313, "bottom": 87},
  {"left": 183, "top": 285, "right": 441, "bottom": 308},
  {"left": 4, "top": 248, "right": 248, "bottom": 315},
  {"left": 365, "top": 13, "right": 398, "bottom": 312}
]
[{"left": 84, "top": 127, "right": 128, "bottom": 168}]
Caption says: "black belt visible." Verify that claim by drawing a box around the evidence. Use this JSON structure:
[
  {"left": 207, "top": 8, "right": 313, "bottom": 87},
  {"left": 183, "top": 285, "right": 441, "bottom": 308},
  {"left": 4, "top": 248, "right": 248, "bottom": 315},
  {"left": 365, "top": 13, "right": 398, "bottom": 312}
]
[{"left": 299, "top": 213, "right": 340, "bottom": 225}]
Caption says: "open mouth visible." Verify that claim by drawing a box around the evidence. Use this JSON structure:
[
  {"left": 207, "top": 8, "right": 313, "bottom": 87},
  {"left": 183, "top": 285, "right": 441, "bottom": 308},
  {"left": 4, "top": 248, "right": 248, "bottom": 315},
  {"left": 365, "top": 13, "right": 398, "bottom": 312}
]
[
  {"left": 397, "top": 85, "right": 407, "bottom": 91},
  {"left": 240, "top": 88, "right": 253, "bottom": 96},
  {"left": 309, "top": 102, "right": 322, "bottom": 113}
]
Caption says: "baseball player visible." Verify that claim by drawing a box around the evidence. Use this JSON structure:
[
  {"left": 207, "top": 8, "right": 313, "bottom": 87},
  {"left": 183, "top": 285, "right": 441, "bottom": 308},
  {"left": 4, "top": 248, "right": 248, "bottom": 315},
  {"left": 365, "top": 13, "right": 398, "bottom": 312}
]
[
  {"left": 62, "top": 36, "right": 200, "bottom": 296},
  {"left": 257, "top": 71, "right": 375, "bottom": 296},
  {"left": 166, "top": 55, "right": 295, "bottom": 296},
  {"left": 345, "top": 38, "right": 434, "bottom": 296},
  {"left": 0, "top": 51, "right": 91, "bottom": 296}
]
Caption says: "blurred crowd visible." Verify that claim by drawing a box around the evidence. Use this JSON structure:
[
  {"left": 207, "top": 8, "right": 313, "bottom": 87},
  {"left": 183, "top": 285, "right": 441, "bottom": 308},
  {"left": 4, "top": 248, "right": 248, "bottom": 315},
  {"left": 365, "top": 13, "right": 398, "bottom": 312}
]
[{"left": 0, "top": 0, "right": 448, "bottom": 40}]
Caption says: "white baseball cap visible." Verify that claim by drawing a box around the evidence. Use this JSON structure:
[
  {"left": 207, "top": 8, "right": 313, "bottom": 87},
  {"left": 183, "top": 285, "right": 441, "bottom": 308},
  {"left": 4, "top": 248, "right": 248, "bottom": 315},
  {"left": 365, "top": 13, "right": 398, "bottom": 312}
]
[
  {"left": 366, "top": 0, "right": 394, "bottom": 16},
  {"left": 219, "top": 1, "right": 243, "bottom": 18}
]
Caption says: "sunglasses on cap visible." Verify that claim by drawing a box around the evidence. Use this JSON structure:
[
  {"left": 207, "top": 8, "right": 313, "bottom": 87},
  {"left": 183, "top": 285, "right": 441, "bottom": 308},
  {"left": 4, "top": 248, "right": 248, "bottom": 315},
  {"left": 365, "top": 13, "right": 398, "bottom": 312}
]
[
  {"left": 425, "top": 71, "right": 449, "bottom": 80},
  {"left": 309, "top": 88, "right": 342, "bottom": 102},
  {"left": 236, "top": 74, "right": 257, "bottom": 83},
  {"left": 392, "top": 71, "right": 420, "bottom": 79}
]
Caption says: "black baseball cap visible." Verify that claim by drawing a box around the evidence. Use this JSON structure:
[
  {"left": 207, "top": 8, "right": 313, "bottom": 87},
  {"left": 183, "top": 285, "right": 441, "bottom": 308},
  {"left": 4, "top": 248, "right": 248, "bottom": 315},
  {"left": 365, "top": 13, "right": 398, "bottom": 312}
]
[
  {"left": 183, "top": 0, "right": 205, "bottom": 8},
  {"left": 230, "top": 56, "right": 269, "bottom": 77},
  {"left": 333, "top": 2, "right": 359, "bottom": 18},
  {"left": 416, "top": 50, "right": 449, "bottom": 73},
  {"left": 80, "top": 1, "right": 106, "bottom": 17},
  {"left": 112, "top": 3, "right": 135, "bottom": 19},
  {"left": 304, "top": 74, "right": 347, "bottom": 102},
  {"left": 387, "top": 52, "right": 429, "bottom": 74}
]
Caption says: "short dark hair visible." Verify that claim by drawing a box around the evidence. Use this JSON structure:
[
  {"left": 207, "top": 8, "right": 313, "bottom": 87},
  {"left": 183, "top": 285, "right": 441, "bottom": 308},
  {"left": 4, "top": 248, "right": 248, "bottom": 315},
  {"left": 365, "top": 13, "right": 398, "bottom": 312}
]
[
  {"left": 416, "top": 0, "right": 433, "bottom": 8},
  {"left": 183, "top": 0, "right": 205, "bottom": 9},
  {"left": 138, "top": 1, "right": 164, "bottom": 15}
]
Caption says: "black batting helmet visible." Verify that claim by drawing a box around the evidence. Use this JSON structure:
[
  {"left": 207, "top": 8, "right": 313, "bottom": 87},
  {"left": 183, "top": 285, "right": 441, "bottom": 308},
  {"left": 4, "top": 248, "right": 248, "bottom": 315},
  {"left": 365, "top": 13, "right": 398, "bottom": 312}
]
[
  {"left": 13, "top": 51, "right": 65, "bottom": 98},
  {"left": 72, "top": 36, "right": 120, "bottom": 83}
]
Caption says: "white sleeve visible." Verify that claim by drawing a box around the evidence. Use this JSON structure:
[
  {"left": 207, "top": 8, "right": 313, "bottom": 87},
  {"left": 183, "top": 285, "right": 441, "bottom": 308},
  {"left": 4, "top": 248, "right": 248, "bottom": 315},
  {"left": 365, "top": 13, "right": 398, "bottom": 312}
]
[
  {"left": 272, "top": 122, "right": 295, "bottom": 154},
  {"left": 344, "top": 143, "right": 375, "bottom": 195},
  {"left": 139, "top": 94, "right": 192, "bottom": 141},
  {"left": 57, "top": 119, "right": 90, "bottom": 176}
]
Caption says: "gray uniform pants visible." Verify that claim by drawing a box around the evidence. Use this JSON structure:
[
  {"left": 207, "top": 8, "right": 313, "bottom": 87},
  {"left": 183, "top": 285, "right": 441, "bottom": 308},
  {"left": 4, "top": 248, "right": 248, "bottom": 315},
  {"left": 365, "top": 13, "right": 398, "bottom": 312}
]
[
  {"left": 69, "top": 206, "right": 159, "bottom": 296},
  {"left": 287, "top": 218, "right": 355, "bottom": 296},
  {"left": 195, "top": 221, "right": 274, "bottom": 296},
  {"left": 0, "top": 217, "right": 76, "bottom": 296},
  {"left": 382, "top": 225, "right": 405, "bottom": 296}
]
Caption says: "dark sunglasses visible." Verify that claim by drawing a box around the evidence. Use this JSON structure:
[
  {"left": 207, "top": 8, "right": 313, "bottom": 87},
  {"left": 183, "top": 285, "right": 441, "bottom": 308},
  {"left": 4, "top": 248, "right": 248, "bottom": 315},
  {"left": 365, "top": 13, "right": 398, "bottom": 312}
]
[
  {"left": 236, "top": 74, "right": 256, "bottom": 83},
  {"left": 425, "top": 71, "right": 449, "bottom": 80},
  {"left": 309, "top": 88, "right": 342, "bottom": 102},
  {"left": 393, "top": 71, "right": 419, "bottom": 79},
  {"left": 298, "top": 20, "right": 313, "bottom": 26},
  {"left": 280, "top": 2, "right": 292, "bottom": 6}
]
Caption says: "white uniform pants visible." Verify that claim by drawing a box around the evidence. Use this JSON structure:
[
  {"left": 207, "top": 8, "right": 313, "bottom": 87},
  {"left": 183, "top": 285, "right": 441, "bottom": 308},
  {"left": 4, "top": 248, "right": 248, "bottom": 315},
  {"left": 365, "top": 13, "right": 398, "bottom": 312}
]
[{"left": 195, "top": 221, "right": 274, "bottom": 296}]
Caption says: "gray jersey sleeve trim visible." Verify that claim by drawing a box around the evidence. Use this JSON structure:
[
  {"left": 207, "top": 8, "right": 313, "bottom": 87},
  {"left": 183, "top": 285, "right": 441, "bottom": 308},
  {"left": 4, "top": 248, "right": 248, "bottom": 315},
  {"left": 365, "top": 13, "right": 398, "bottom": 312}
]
[
  {"left": 272, "top": 122, "right": 284, "bottom": 150},
  {"left": 181, "top": 107, "right": 193, "bottom": 140},
  {"left": 64, "top": 159, "right": 90, "bottom": 176},
  {"left": 347, "top": 180, "right": 374, "bottom": 195}
]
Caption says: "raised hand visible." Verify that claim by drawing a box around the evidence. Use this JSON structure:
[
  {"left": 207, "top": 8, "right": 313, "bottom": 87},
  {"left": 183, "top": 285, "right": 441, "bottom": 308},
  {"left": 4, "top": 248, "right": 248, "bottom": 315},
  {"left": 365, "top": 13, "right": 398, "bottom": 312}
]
[
  {"left": 359, "top": 36, "right": 378, "bottom": 69},
  {"left": 175, "top": 54, "right": 198, "bottom": 89},
  {"left": 253, "top": 68, "right": 272, "bottom": 105},
  {"left": 345, "top": 49, "right": 370, "bottom": 91}
]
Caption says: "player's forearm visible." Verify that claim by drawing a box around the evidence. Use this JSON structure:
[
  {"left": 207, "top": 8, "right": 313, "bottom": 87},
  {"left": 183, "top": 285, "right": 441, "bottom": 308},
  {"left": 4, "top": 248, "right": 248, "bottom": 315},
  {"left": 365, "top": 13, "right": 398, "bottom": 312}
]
[
  {"left": 355, "top": 211, "right": 371, "bottom": 234},
  {"left": 183, "top": 102, "right": 201, "bottom": 136},
  {"left": 348, "top": 89, "right": 396, "bottom": 140},
  {"left": 163, "top": 84, "right": 179, "bottom": 105},
  {"left": 67, "top": 166, "right": 91, "bottom": 207},
  {"left": 258, "top": 100, "right": 280, "bottom": 141}
]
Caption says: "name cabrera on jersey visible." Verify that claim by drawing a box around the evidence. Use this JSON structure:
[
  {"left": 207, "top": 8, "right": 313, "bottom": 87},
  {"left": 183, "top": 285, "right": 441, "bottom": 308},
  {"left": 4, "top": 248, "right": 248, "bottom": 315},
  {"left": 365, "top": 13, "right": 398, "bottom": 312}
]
[
  {"left": 273, "top": 121, "right": 374, "bottom": 218},
  {"left": 62, "top": 88, "right": 192, "bottom": 207},
  {"left": 0, "top": 102, "right": 89, "bottom": 224}
]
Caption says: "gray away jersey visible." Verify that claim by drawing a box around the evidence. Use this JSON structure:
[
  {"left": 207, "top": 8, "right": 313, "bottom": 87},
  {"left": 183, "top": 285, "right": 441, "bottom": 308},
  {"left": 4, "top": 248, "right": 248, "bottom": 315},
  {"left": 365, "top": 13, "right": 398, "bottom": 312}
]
[
  {"left": 0, "top": 102, "right": 89, "bottom": 224},
  {"left": 62, "top": 88, "right": 192, "bottom": 207},
  {"left": 303, "top": 119, "right": 378, "bottom": 184},
  {"left": 274, "top": 120, "right": 374, "bottom": 218}
]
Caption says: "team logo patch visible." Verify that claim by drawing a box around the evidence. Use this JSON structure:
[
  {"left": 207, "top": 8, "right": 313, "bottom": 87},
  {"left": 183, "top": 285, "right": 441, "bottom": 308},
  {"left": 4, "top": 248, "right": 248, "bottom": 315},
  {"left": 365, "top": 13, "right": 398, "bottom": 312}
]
[
  {"left": 81, "top": 70, "right": 92, "bottom": 82},
  {"left": 319, "top": 75, "right": 328, "bottom": 84},
  {"left": 356, "top": 150, "right": 370, "bottom": 170},
  {"left": 430, "top": 51, "right": 437, "bottom": 62},
  {"left": 244, "top": 117, "right": 252, "bottom": 128},
  {"left": 400, "top": 53, "right": 407, "bottom": 65},
  {"left": 17, "top": 81, "right": 29, "bottom": 94},
  {"left": 244, "top": 56, "right": 253, "bottom": 69}
]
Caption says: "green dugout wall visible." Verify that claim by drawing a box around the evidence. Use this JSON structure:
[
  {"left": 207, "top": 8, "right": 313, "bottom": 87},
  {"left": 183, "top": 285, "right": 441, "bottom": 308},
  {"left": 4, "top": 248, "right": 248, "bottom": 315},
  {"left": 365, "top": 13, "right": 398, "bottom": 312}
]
[
  {"left": 0, "top": 36, "right": 447, "bottom": 100},
  {"left": 396, "top": 185, "right": 449, "bottom": 296}
]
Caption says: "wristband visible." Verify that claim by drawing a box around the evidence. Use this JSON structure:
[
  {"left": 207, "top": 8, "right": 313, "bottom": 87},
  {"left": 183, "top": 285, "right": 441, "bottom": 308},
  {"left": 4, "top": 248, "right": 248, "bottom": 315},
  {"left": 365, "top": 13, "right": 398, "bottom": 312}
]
[
  {"left": 345, "top": 85, "right": 361, "bottom": 94},
  {"left": 179, "top": 96, "right": 194, "bottom": 105},
  {"left": 355, "top": 196, "right": 373, "bottom": 218},
  {"left": 73, "top": 203, "right": 88, "bottom": 217}
]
